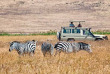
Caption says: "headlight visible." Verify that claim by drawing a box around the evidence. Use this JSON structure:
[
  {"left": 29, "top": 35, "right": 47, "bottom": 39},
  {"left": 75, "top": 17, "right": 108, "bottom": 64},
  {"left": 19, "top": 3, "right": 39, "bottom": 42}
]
[{"left": 103, "top": 36, "right": 108, "bottom": 40}]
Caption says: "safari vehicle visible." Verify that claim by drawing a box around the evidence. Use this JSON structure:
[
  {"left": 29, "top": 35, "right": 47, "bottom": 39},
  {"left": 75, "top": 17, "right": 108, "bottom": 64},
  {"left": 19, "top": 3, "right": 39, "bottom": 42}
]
[{"left": 57, "top": 21, "right": 108, "bottom": 41}]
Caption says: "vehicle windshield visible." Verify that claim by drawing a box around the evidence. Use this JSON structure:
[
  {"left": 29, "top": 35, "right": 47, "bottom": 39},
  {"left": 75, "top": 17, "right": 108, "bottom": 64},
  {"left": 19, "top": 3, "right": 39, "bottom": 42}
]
[
  {"left": 89, "top": 30, "right": 95, "bottom": 37},
  {"left": 83, "top": 29, "right": 95, "bottom": 37}
]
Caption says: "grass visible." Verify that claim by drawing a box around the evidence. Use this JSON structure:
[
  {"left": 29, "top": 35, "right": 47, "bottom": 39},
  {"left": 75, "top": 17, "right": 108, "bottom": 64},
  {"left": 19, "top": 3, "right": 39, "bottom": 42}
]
[
  {"left": 0, "top": 35, "right": 110, "bottom": 74},
  {"left": 0, "top": 33, "right": 10, "bottom": 36},
  {"left": 30, "top": 31, "right": 56, "bottom": 35},
  {"left": 0, "top": 30, "right": 110, "bottom": 36},
  {"left": 0, "top": 31, "right": 57, "bottom": 36},
  {"left": 92, "top": 30, "right": 110, "bottom": 35}
]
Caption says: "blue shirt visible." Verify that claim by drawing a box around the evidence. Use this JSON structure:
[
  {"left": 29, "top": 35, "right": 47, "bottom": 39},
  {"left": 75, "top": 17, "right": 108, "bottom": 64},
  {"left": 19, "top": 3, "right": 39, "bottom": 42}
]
[{"left": 69, "top": 24, "right": 75, "bottom": 27}]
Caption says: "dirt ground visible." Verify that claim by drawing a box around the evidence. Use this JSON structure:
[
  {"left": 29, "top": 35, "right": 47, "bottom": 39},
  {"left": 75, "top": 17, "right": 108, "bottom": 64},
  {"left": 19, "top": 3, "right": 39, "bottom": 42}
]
[
  {"left": 0, "top": 35, "right": 110, "bottom": 74},
  {"left": 0, "top": 0, "right": 110, "bottom": 33}
]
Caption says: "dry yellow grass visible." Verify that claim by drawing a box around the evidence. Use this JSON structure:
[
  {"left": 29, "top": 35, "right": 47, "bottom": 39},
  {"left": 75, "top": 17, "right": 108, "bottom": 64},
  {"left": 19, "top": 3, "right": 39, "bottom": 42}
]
[{"left": 0, "top": 35, "right": 110, "bottom": 74}]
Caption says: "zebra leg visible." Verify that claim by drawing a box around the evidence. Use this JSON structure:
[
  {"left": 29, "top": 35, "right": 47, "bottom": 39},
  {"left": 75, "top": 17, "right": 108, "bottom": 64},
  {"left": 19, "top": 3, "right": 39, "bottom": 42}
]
[
  {"left": 59, "top": 50, "right": 61, "bottom": 56},
  {"left": 18, "top": 51, "right": 22, "bottom": 55},
  {"left": 49, "top": 50, "right": 53, "bottom": 57},
  {"left": 43, "top": 52, "right": 46, "bottom": 57},
  {"left": 50, "top": 45, "right": 54, "bottom": 56},
  {"left": 22, "top": 53, "right": 25, "bottom": 57},
  {"left": 50, "top": 49, "right": 54, "bottom": 56},
  {"left": 49, "top": 52, "right": 52, "bottom": 57},
  {"left": 54, "top": 50, "right": 61, "bottom": 57},
  {"left": 54, "top": 49, "right": 59, "bottom": 56},
  {"left": 18, "top": 52, "right": 23, "bottom": 58},
  {"left": 29, "top": 52, "right": 34, "bottom": 56},
  {"left": 33, "top": 50, "right": 35, "bottom": 54},
  {"left": 50, "top": 52, "right": 53, "bottom": 56}
]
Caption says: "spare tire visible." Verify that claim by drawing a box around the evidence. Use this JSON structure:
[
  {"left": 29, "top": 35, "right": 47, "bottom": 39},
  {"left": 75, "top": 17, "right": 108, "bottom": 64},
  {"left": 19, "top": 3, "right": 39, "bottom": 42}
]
[{"left": 57, "top": 32, "right": 61, "bottom": 41}]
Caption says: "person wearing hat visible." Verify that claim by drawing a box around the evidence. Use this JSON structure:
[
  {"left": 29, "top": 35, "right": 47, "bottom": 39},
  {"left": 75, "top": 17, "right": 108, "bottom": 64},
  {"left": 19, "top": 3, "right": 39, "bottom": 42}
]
[{"left": 69, "top": 22, "right": 75, "bottom": 27}]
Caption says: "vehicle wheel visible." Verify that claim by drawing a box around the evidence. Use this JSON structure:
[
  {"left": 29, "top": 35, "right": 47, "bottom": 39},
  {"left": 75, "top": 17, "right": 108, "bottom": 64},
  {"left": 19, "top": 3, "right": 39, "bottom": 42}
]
[
  {"left": 95, "top": 38, "right": 103, "bottom": 41},
  {"left": 105, "top": 36, "right": 108, "bottom": 40},
  {"left": 67, "top": 38, "right": 75, "bottom": 42}
]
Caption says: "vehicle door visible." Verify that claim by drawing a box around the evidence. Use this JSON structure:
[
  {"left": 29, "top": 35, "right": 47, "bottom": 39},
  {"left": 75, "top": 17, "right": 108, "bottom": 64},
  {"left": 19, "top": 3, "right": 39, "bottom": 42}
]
[
  {"left": 82, "top": 30, "right": 94, "bottom": 40},
  {"left": 71, "top": 29, "right": 82, "bottom": 40},
  {"left": 61, "top": 28, "right": 72, "bottom": 40}
]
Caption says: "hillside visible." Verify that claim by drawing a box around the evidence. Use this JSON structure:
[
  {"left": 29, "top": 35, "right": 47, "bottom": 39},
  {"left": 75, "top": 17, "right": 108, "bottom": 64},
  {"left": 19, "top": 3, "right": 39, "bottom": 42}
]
[{"left": 0, "top": 0, "right": 110, "bottom": 33}]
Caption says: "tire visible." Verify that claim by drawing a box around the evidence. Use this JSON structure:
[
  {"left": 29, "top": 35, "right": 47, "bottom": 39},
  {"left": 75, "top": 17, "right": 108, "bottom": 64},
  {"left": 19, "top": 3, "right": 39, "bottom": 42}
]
[
  {"left": 95, "top": 38, "right": 103, "bottom": 41},
  {"left": 104, "top": 36, "right": 108, "bottom": 40},
  {"left": 67, "top": 38, "right": 75, "bottom": 42}
]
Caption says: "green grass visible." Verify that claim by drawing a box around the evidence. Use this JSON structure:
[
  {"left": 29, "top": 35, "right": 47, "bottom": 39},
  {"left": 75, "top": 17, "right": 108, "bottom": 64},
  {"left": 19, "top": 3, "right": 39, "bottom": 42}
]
[
  {"left": 0, "top": 31, "right": 57, "bottom": 36},
  {"left": 0, "top": 30, "right": 110, "bottom": 36},
  {"left": 92, "top": 30, "right": 110, "bottom": 35},
  {"left": 0, "top": 33, "right": 26, "bottom": 36},
  {"left": 0, "top": 33, "right": 10, "bottom": 36},
  {"left": 30, "top": 31, "right": 56, "bottom": 35}
]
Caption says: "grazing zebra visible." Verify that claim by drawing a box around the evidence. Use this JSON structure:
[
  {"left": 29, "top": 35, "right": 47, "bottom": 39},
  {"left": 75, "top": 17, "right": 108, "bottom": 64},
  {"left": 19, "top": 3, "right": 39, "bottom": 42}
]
[
  {"left": 9, "top": 40, "right": 37, "bottom": 56},
  {"left": 41, "top": 42, "right": 54, "bottom": 56},
  {"left": 54, "top": 41, "right": 92, "bottom": 55}
]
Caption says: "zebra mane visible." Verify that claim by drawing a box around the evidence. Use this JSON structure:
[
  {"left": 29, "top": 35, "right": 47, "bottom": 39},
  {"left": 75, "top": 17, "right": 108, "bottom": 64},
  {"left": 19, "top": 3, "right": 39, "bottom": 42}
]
[
  {"left": 78, "top": 42, "right": 88, "bottom": 45},
  {"left": 78, "top": 42, "right": 89, "bottom": 50},
  {"left": 78, "top": 42, "right": 85, "bottom": 49},
  {"left": 26, "top": 40, "right": 35, "bottom": 43},
  {"left": 57, "top": 41, "right": 66, "bottom": 44},
  {"left": 10, "top": 41, "right": 20, "bottom": 46},
  {"left": 32, "top": 40, "right": 35, "bottom": 42},
  {"left": 12, "top": 41, "right": 20, "bottom": 43}
]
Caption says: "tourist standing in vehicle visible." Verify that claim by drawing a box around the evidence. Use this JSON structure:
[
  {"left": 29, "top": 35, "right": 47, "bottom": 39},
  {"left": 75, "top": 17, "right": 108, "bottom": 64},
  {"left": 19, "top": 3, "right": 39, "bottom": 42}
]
[
  {"left": 69, "top": 22, "right": 75, "bottom": 27},
  {"left": 77, "top": 22, "right": 82, "bottom": 27}
]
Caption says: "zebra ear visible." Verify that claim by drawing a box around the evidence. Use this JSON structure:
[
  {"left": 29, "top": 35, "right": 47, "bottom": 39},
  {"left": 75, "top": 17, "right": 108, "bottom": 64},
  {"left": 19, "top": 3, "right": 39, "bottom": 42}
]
[
  {"left": 32, "top": 40, "right": 35, "bottom": 42},
  {"left": 9, "top": 42, "right": 12, "bottom": 44},
  {"left": 35, "top": 40, "right": 38, "bottom": 43}
]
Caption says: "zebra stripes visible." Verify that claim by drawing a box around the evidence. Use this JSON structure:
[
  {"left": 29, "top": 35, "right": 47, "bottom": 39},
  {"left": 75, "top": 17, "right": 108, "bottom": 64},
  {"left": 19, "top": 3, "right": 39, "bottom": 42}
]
[
  {"left": 9, "top": 40, "right": 37, "bottom": 56},
  {"left": 26, "top": 40, "right": 36, "bottom": 53},
  {"left": 9, "top": 40, "right": 92, "bottom": 56},
  {"left": 54, "top": 42, "right": 73, "bottom": 52},
  {"left": 54, "top": 41, "right": 92, "bottom": 55}
]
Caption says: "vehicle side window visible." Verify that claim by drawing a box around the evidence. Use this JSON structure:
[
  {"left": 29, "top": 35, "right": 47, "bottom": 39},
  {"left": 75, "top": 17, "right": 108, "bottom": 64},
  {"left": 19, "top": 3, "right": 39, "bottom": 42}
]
[
  {"left": 72, "top": 29, "right": 74, "bottom": 33},
  {"left": 83, "top": 30, "right": 89, "bottom": 35},
  {"left": 72, "top": 29, "right": 80, "bottom": 33},
  {"left": 63, "top": 29, "right": 71, "bottom": 33},
  {"left": 77, "top": 29, "right": 80, "bottom": 33}
]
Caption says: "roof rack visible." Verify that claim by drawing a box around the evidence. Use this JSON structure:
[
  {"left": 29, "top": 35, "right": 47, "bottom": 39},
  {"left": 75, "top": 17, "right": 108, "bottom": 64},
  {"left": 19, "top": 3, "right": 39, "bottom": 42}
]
[{"left": 70, "top": 21, "right": 85, "bottom": 22}]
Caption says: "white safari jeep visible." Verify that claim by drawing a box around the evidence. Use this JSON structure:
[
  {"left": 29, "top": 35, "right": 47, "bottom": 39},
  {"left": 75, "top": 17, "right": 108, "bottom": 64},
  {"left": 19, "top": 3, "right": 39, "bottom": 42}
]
[{"left": 57, "top": 27, "right": 108, "bottom": 41}]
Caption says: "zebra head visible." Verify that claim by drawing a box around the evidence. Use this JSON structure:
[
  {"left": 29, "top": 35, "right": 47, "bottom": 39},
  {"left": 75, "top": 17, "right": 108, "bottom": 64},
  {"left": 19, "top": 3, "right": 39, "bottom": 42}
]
[
  {"left": 78, "top": 42, "right": 92, "bottom": 53},
  {"left": 31, "top": 40, "right": 37, "bottom": 45},
  {"left": 9, "top": 41, "right": 20, "bottom": 52}
]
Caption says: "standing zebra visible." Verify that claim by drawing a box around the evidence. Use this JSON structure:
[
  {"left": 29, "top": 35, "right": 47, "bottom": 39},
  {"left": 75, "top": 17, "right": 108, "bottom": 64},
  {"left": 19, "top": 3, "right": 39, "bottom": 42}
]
[
  {"left": 54, "top": 41, "right": 92, "bottom": 55},
  {"left": 9, "top": 40, "right": 37, "bottom": 56},
  {"left": 41, "top": 42, "right": 54, "bottom": 56}
]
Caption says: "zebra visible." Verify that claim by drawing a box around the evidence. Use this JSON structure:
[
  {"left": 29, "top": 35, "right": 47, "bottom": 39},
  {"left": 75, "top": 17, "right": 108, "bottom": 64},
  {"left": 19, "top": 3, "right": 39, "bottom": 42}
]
[
  {"left": 9, "top": 40, "right": 37, "bottom": 56},
  {"left": 41, "top": 42, "right": 54, "bottom": 56},
  {"left": 54, "top": 41, "right": 92, "bottom": 55}
]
